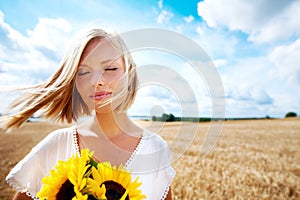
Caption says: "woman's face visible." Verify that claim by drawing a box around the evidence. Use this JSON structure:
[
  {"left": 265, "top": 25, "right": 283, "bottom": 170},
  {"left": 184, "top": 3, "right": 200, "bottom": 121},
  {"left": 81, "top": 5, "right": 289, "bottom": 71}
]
[{"left": 75, "top": 38, "right": 126, "bottom": 113}]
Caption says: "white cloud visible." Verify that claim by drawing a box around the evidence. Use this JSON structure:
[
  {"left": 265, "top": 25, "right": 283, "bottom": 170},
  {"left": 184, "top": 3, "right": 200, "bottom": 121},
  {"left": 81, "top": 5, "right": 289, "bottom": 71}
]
[
  {"left": 196, "top": 24, "right": 238, "bottom": 58},
  {"left": 219, "top": 54, "right": 300, "bottom": 117},
  {"left": 0, "top": 10, "right": 28, "bottom": 53},
  {"left": 195, "top": 0, "right": 300, "bottom": 117},
  {"left": 197, "top": 0, "right": 300, "bottom": 43},
  {"left": 0, "top": 13, "right": 72, "bottom": 80},
  {"left": 129, "top": 49, "right": 210, "bottom": 117},
  {"left": 155, "top": 0, "right": 174, "bottom": 25},
  {"left": 269, "top": 92, "right": 300, "bottom": 117},
  {"left": 227, "top": 84, "right": 273, "bottom": 105},
  {"left": 0, "top": 12, "right": 73, "bottom": 111},
  {"left": 220, "top": 57, "right": 276, "bottom": 117},
  {"left": 269, "top": 38, "right": 300, "bottom": 88},
  {"left": 158, "top": 0, "right": 163, "bottom": 9},
  {"left": 157, "top": 10, "right": 174, "bottom": 24},
  {"left": 183, "top": 15, "right": 194, "bottom": 23},
  {"left": 27, "top": 18, "right": 72, "bottom": 56},
  {"left": 196, "top": 26, "right": 204, "bottom": 35},
  {"left": 129, "top": 85, "right": 182, "bottom": 117},
  {"left": 213, "top": 59, "right": 227, "bottom": 68}
]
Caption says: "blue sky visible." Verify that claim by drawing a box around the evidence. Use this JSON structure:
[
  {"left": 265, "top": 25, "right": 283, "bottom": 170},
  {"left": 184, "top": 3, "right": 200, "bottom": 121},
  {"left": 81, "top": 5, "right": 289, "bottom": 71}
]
[{"left": 0, "top": 0, "right": 300, "bottom": 118}]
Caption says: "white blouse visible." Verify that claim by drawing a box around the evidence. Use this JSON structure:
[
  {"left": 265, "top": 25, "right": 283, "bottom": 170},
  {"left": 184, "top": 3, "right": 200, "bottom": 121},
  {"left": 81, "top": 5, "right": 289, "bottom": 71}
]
[{"left": 6, "top": 126, "right": 176, "bottom": 200}]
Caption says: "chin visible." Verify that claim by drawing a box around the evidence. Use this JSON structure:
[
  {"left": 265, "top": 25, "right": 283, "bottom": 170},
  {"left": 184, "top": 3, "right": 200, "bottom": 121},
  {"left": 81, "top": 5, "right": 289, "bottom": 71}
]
[{"left": 94, "top": 103, "right": 121, "bottom": 114}]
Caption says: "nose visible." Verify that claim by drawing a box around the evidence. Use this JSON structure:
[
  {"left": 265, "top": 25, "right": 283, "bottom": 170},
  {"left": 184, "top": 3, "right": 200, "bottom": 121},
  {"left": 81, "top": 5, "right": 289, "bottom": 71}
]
[{"left": 90, "top": 70, "right": 105, "bottom": 87}]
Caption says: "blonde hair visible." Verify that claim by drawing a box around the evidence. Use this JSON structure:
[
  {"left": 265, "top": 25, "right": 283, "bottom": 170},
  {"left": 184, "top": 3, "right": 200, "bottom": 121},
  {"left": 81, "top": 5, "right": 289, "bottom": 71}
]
[{"left": 0, "top": 28, "right": 138, "bottom": 129}]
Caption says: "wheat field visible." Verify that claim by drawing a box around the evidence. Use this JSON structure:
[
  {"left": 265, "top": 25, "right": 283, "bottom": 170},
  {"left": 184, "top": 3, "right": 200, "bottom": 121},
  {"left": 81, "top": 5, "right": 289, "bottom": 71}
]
[{"left": 0, "top": 118, "right": 299, "bottom": 199}]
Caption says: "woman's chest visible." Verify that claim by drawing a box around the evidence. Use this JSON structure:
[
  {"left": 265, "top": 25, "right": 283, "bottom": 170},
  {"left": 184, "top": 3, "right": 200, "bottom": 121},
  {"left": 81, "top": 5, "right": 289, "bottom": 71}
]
[{"left": 77, "top": 133, "right": 142, "bottom": 166}]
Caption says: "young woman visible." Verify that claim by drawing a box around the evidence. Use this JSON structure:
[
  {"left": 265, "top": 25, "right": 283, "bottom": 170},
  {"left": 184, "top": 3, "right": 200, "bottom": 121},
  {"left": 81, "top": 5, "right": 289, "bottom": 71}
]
[{"left": 2, "top": 28, "right": 175, "bottom": 199}]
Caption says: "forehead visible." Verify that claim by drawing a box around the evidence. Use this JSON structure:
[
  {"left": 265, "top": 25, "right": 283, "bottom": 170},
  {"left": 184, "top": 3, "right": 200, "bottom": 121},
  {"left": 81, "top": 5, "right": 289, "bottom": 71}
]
[{"left": 80, "top": 38, "right": 123, "bottom": 64}]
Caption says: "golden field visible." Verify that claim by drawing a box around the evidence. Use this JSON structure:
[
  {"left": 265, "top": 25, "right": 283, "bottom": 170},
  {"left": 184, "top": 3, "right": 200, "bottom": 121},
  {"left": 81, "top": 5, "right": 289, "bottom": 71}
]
[{"left": 0, "top": 118, "right": 299, "bottom": 199}]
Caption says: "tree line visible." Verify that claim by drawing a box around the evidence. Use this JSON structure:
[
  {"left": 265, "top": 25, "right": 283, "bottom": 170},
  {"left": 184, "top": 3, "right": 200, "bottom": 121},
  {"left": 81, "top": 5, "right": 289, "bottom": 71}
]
[{"left": 151, "top": 112, "right": 298, "bottom": 122}]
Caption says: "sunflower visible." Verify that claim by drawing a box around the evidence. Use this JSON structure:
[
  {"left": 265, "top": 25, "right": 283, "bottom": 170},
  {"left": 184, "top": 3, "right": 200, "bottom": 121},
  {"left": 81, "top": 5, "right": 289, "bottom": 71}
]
[
  {"left": 87, "top": 162, "right": 146, "bottom": 200},
  {"left": 37, "top": 149, "right": 98, "bottom": 200}
]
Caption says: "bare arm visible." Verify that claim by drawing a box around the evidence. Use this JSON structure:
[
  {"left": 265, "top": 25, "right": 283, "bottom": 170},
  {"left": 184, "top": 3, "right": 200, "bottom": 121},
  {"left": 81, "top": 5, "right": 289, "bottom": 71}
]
[
  {"left": 164, "top": 187, "right": 172, "bottom": 200},
  {"left": 13, "top": 192, "right": 33, "bottom": 200}
]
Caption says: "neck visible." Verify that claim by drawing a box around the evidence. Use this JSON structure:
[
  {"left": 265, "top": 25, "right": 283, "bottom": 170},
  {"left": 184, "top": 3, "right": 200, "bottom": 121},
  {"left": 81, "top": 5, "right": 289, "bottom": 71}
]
[{"left": 94, "top": 110, "right": 131, "bottom": 138}]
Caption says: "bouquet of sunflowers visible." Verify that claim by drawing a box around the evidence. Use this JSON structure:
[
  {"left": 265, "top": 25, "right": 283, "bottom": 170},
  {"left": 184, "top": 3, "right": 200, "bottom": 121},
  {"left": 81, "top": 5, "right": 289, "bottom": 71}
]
[{"left": 37, "top": 149, "right": 146, "bottom": 200}]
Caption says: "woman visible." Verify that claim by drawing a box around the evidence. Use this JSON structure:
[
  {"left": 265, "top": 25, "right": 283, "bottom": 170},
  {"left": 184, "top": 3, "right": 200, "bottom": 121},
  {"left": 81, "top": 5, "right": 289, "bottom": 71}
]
[{"left": 2, "top": 28, "right": 175, "bottom": 199}]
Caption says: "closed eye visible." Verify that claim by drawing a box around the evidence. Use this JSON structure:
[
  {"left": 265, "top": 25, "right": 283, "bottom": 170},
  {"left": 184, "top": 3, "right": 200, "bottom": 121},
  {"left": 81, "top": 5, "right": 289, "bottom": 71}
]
[
  {"left": 77, "top": 71, "right": 90, "bottom": 76},
  {"left": 105, "top": 67, "right": 118, "bottom": 71}
]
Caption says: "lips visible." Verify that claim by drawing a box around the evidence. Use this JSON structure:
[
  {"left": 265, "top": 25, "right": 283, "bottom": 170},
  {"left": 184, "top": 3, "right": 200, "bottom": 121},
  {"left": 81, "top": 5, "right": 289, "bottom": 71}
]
[{"left": 91, "top": 91, "right": 112, "bottom": 101}]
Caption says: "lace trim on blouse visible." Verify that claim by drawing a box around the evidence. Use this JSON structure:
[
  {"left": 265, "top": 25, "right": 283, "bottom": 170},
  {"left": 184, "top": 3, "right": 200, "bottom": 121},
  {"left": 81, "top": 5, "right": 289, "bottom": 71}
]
[
  {"left": 124, "top": 135, "right": 144, "bottom": 168},
  {"left": 161, "top": 182, "right": 171, "bottom": 200},
  {"left": 6, "top": 178, "right": 38, "bottom": 200},
  {"left": 72, "top": 126, "right": 81, "bottom": 156}
]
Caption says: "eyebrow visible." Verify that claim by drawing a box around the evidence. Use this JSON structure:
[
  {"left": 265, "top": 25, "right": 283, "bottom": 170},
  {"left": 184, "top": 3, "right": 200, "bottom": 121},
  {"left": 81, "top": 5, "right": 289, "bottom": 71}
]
[
  {"left": 100, "top": 59, "right": 115, "bottom": 65},
  {"left": 78, "top": 59, "right": 115, "bottom": 67}
]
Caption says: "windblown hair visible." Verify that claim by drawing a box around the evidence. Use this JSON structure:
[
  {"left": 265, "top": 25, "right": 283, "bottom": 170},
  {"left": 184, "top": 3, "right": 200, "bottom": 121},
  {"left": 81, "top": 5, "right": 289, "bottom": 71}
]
[{"left": 0, "top": 28, "right": 138, "bottom": 130}]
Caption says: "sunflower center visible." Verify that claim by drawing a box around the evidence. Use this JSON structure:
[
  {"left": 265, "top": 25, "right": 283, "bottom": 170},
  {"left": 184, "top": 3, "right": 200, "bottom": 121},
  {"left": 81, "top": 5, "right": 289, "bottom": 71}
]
[
  {"left": 102, "top": 180, "right": 129, "bottom": 200},
  {"left": 56, "top": 179, "right": 76, "bottom": 200}
]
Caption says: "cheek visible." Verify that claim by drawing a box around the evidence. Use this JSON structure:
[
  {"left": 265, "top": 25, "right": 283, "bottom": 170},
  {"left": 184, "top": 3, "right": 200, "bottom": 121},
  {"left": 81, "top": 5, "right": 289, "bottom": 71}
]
[{"left": 111, "top": 74, "right": 127, "bottom": 92}]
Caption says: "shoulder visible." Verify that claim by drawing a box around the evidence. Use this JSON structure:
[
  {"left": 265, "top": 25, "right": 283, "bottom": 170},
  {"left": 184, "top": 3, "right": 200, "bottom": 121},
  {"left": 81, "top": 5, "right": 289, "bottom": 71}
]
[
  {"left": 29, "top": 126, "right": 75, "bottom": 156},
  {"left": 38, "top": 127, "right": 74, "bottom": 146},
  {"left": 15, "top": 126, "right": 76, "bottom": 169},
  {"left": 46, "top": 126, "right": 75, "bottom": 138},
  {"left": 129, "top": 130, "right": 176, "bottom": 199},
  {"left": 142, "top": 129, "right": 168, "bottom": 149}
]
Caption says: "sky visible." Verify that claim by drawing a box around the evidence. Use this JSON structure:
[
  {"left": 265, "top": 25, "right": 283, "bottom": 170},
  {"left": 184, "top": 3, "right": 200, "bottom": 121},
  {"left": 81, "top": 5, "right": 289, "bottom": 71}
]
[{"left": 0, "top": 0, "right": 299, "bottom": 119}]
